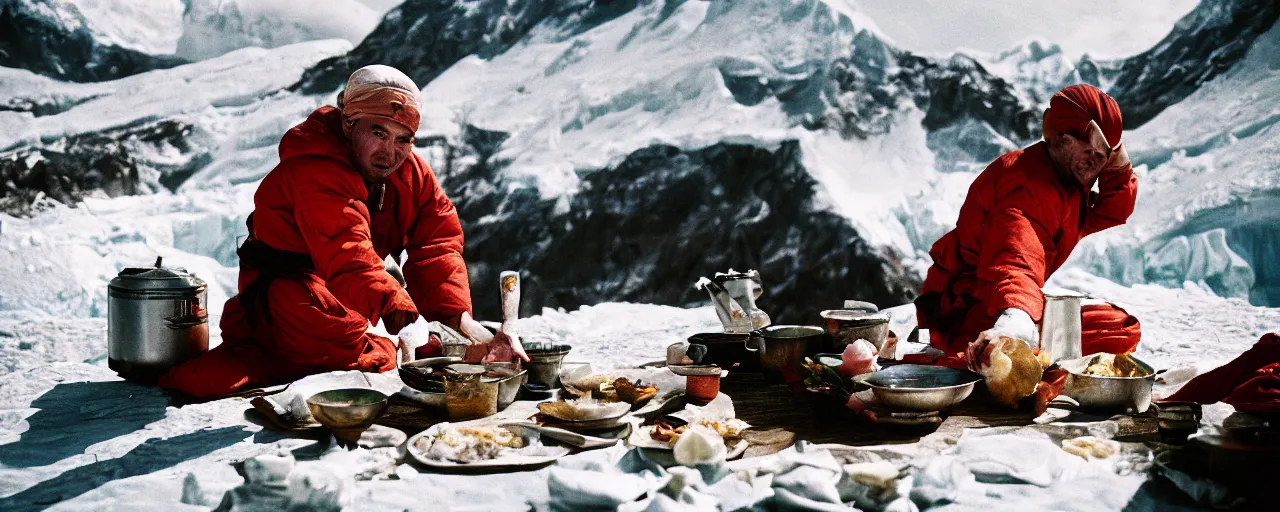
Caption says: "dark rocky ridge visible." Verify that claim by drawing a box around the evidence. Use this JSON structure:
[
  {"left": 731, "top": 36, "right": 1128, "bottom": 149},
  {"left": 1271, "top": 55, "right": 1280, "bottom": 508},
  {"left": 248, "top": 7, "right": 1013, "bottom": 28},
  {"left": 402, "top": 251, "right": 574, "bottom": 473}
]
[
  {"left": 1108, "top": 0, "right": 1280, "bottom": 129},
  {"left": 0, "top": 120, "right": 211, "bottom": 216},
  {"left": 295, "top": 0, "right": 643, "bottom": 94},
  {"left": 442, "top": 127, "right": 918, "bottom": 324},
  {"left": 0, "top": 0, "right": 186, "bottom": 83}
]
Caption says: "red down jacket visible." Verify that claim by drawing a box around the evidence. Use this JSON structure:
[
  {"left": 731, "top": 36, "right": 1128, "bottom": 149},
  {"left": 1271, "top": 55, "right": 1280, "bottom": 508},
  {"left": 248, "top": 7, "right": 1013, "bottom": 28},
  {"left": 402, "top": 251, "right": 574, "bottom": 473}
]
[
  {"left": 915, "top": 86, "right": 1139, "bottom": 356},
  {"left": 160, "top": 106, "right": 471, "bottom": 397}
]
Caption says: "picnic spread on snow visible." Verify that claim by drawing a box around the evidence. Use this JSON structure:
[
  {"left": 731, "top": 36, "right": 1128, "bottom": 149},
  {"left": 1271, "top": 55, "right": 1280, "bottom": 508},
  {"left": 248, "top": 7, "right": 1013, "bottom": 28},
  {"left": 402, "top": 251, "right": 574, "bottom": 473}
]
[{"left": 3, "top": 62, "right": 1269, "bottom": 511}]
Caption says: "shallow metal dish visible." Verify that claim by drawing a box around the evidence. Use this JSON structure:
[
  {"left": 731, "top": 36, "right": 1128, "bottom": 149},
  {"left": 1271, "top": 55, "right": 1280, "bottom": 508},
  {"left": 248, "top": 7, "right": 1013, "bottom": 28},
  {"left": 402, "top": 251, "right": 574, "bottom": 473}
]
[
  {"left": 305, "top": 388, "right": 389, "bottom": 431},
  {"left": 851, "top": 364, "right": 981, "bottom": 412},
  {"left": 1058, "top": 354, "right": 1163, "bottom": 413},
  {"left": 539, "top": 401, "right": 632, "bottom": 432}
]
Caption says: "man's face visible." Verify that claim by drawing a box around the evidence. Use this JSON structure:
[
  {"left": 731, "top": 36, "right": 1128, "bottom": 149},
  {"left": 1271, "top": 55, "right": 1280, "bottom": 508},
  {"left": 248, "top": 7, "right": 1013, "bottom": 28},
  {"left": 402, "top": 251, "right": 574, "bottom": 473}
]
[
  {"left": 1047, "top": 129, "right": 1110, "bottom": 186},
  {"left": 343, "top": 117, "right": 415, "bottom": 181}
]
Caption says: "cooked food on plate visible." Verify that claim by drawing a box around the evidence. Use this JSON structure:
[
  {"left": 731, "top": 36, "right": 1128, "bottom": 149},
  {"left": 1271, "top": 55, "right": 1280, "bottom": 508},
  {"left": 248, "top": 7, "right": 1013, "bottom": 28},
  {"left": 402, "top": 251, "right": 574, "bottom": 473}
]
[
  {"left": 591, "top": 379, "right": 619, "bottom": 402},
  {"left": 614, "top": 378, "right": 659, "bottom": 405},
  {"left": 537, "top": 397, "right": 632, "bottom": 421},
  {"left": 416, "top": 426, "right": 525, "bottom": 463},
  {"left": 648, "top": 417, "right": 749, "bottom": 447}
]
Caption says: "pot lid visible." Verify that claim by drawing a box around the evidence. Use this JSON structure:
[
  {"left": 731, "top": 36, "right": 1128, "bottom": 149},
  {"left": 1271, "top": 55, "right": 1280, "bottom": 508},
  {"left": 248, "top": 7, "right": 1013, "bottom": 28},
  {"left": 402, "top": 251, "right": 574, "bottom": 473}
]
[
  {"left": 712, "top": 269, "right": 758, "bottom": 283},
  {"left": 820, "top": 309, "right": 889, "bottom": 324},
  {"left": 109, "top": 257, "right": 207, "bottom": 292},
  {"left": 669, "top": 364, "right": 723, "bottom": 376}
]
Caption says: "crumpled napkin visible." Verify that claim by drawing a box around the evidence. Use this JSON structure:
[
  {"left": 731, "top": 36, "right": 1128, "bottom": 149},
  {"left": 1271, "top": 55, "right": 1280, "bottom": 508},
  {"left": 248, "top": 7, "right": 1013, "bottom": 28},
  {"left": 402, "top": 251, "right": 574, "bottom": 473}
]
[
  {"left": 547, "top": 466, "right": 654, "bottom": 510},
  {"left": 547, "top": 442, "right": 856, "bottom": 511},
  {"left": 767, "top": 443, "right": 847, "bottom": 511},
  {"left": 673, "top": 426, "right": 726, "bottom": 466},
  {"left": 210, "top": 454, "right": 348, "bottom": 512}
]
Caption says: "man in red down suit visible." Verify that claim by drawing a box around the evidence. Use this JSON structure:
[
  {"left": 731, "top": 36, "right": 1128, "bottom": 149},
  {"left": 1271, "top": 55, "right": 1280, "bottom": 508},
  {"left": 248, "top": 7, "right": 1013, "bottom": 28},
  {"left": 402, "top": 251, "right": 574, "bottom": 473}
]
[
  {"left": 161, "top": 65, "right": 524, "bottom": 398},
  {"left": 915, "top": 84, "right": 1142, "bottom": 375}
]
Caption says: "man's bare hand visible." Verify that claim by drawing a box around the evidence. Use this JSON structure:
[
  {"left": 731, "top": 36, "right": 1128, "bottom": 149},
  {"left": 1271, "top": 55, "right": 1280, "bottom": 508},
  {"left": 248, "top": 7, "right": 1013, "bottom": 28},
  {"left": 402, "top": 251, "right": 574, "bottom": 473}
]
[
  {"left": 965, "top": 336, "right": 993, "bottom": 372},
  {"left": 458, "top": 322, "right": 529, "bottom": 364},
  {"left": 1102, "top": 142, "right": 1130, "bottom": 175},
  {"left": 484, "top": 327, "right": 529, "bottom": 364}
]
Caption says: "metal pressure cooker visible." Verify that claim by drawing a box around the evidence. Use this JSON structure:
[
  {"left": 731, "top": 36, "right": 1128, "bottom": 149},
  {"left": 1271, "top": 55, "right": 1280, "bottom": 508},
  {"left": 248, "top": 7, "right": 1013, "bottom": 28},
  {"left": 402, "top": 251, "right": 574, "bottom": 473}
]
[{"left": 108, "top": 257, "right": 209, "bottom": 382}]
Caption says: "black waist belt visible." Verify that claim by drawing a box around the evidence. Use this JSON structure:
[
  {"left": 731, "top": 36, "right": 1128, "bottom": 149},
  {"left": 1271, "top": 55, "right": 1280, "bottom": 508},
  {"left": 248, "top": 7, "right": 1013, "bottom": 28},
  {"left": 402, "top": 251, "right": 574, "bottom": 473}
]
[{"left": 237, "top": 239, "right": 316, "bottom": 326}]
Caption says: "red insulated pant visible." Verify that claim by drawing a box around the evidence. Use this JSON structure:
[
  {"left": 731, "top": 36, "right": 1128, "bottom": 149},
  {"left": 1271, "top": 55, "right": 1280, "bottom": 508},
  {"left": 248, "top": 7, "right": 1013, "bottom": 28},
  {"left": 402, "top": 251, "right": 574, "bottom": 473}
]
[{"left": 159, "top": 274, "right": 397, "bottom": 398}]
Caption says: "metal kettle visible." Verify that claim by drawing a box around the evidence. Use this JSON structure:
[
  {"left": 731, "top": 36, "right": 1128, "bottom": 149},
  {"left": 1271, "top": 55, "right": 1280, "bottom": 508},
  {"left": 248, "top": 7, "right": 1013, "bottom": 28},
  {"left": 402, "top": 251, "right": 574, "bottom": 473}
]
[
  {"left": 108, "top": 257, "right": 210, "bottom": 383},
  {"left": 695, "top": 269, "right": 771, "bottom": 334}
]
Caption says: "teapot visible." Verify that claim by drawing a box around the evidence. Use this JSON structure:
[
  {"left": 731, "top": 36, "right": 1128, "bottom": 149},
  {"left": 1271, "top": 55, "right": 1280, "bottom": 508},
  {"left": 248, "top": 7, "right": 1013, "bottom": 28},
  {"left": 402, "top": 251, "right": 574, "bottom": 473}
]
[{"left": 695, "top": 269, "right": 771, "bottom": 334}]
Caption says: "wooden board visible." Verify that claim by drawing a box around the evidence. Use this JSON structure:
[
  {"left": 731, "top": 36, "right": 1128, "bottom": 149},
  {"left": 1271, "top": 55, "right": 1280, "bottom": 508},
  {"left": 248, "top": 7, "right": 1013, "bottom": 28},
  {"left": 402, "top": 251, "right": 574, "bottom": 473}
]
[
  {"left": 368, "top": 370, "right": 1160, "bottom": 452},
  {"left": 719, "top": 372, "right": 1160, "bottom": 448}
]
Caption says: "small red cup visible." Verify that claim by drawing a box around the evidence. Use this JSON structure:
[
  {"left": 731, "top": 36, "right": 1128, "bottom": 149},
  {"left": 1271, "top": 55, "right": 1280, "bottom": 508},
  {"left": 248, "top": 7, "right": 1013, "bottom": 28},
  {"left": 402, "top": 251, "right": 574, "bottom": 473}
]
[{"left": 686, "top": 374, "right": 720, "bottom": 403}]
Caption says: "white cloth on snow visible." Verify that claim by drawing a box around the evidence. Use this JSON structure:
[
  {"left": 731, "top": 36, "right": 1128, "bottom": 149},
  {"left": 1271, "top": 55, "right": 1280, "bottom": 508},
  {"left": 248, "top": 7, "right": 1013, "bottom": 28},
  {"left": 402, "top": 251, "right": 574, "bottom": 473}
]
[
  {"left": 910, "top": 431, "right": 1144, "bottom": 510},
  {"left": 545, "top": 441, "right": 859, "bottom": 511}
]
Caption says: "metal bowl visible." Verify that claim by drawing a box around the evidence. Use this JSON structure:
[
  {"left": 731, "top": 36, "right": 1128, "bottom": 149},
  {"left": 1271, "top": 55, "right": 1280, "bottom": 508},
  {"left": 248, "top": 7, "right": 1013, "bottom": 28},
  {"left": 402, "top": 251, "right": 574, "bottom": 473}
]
[
  {"left": 821, "top": 310, "right": 889, "bottom": 352},
  {"left": 1058, "top": 354, "right": 1162, "bottom": 413},
  {"left": 305, "top": 388, "right": 389, "bottom": 431},
  {"left": 484, "top": 362, "right": 529, "bottom": 411},
  {"left": 754, "top": 325, "right": 825, "bottom": 375},
  {"left": 525, "top": 343, "right": 572, "bottom": 387},
  {"left": 852, "top": 364, "right": 982, "bottom": 412}
]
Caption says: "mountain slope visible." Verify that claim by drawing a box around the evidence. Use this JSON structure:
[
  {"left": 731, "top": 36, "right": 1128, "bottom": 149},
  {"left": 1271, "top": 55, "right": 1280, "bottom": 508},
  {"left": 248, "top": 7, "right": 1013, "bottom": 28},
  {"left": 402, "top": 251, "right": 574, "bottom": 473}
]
[
  {"left": 176, "top": 0, "right": 386, "bottom": 61},
  {"left": 5, "top": 0, "right": 1280, "bottom": 321},
  {"left": 0, "top": 0, "right": 186, "bottom": 82},
  {"left": 1108, "top": 0, "right": 1280, "bottom": 129}
]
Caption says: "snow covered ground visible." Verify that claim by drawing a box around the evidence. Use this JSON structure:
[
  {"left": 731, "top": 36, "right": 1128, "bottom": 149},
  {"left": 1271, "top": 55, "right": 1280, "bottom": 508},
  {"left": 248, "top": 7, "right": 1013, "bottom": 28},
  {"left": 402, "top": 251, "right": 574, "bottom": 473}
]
[
  {"left": 0, "top": 284, "right": 1273, "bottom": 509},
  {"left": 1122, "top": 19, "right": 1280, "bottom": 236}
]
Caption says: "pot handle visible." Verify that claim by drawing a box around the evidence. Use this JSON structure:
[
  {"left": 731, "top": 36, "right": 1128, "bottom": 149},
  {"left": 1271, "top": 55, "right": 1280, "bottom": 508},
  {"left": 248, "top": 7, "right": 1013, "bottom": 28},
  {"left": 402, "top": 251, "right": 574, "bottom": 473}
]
[
  {"left": 745, "top": 330, "right": 765, "bottom": 354},
  {"left": 1049, "top": 395, "right": 1080, "bottom": 407}
]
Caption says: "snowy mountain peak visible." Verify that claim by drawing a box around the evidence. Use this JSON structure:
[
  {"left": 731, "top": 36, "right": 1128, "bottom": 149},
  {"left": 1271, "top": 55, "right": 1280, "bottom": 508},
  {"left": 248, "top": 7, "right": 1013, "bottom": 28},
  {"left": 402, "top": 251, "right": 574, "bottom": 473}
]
[
  {"left": 993, "top": 38, "right": 1064, "bottom": 63},
  {"left": 1108, "top": 0, "right": 1280, "bottom": 128},
  {"left": 962, "top": 38, "right": 1093, "bottom": 104}
]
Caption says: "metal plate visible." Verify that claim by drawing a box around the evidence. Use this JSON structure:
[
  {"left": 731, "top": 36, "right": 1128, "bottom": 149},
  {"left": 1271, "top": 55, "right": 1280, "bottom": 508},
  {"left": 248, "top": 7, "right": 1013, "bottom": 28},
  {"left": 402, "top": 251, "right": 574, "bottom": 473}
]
[
  {"left": 852, "top": 364, "right": 982, "bottom": 412},
  {"left": 628, "top": 425, "right": 750, "bottom": 458},
  {"left": 853, "top": 364, "right": 982, "bottom": 389},
  {"left": 503, "top": 422, "right": 631, "bottom": 450},
  {"left": 407, "top": 423, "right": 571, "bottom": 469}
]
